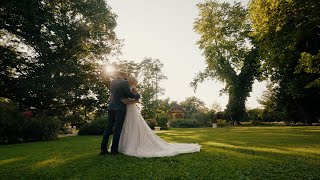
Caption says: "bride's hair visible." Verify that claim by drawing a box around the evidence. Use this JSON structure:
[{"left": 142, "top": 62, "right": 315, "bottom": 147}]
[{"left": 128, "top": 75, "right": 138, "bottom": 85}]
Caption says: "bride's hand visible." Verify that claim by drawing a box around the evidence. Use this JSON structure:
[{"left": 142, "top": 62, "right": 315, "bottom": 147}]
[
  {"left": 121, "top": 99, "right": 129, "bottom": 104},
  {"left": 132, "top": 86, "right": 139, "bottom": 94}
]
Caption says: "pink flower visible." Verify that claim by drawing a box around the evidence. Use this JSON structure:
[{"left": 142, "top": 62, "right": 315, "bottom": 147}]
[{"left": 22, "top": 111, "right": 33, "bottom": 117}]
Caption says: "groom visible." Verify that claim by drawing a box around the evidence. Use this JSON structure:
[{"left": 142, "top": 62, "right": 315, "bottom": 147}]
[{"left": 100, "top": 69, "right": 141, "bottom": 155}]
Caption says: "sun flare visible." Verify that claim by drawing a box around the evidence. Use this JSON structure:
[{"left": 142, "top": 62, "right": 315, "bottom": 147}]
[{"left": 104, "top": 65, "right": 115, "bottom": 75}]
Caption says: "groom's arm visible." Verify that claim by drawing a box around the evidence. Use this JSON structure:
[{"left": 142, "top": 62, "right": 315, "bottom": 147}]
[
  {"left": 122, "top": 81, "right": 140, "bottom": 100},
  {"left": 121, "top": 99, "right": 140, "bottom": 104}
]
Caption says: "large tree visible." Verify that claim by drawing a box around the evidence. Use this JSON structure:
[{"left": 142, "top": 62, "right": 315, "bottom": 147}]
[
  {"left": 0, "top": 0, "right": 120, "bottom": 118},
  {"left": 193, "top": 1, "right": 260, "bottom": 123},
  {"left": 249, "top": 0, "right": 320, "bottom": 123}
]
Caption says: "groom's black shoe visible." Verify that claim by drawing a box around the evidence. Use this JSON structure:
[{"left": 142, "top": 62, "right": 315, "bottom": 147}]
[
  {"left": 110, "top": 150, "right": 119, "bottom": 155},
  {"left": 99, "top": 150, "right": 109, "bottom": 155}
]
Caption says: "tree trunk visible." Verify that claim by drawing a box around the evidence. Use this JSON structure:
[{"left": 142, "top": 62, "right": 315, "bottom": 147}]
[{"left": 225, "top": 85, "right": 247, "bottom": 124}]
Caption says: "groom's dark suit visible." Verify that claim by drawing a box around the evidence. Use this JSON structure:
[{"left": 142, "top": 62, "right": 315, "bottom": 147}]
[{"left": 101, "top": 77, "right": 140, "bottom": 153}]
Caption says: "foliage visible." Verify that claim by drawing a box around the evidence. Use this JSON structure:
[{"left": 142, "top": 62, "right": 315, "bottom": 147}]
[
  {"left": 155, "top": 114, "right": 170, "bottom": 130},
  {"left": 0, "top": 98, "right": 60, "bottom": 144},
  {"left": 155, "top": 98, "right": 172, "bottom": 115},
  {"left": 180, "top": 96, "right": 207, "bottom": 118},
  {"left": 170, "top": 119, "right": 201, "bottom": 128},
  {"left": 191, "top": 111, "right": 215, "bottom": 127},
  {"left": 295, "top": 51, "right": 320, "bottom": 88},
  {"left": 193, "top": 1, "right": 260, "bottom": 123},
  {"left": 146, "top": 119, "right": 156, "bottom": 130},
  {"left": 215, "top": 111, "right": 225, "bottom": 119},
  {"left": 138, "top": 58, "right": 167, "bottom": 119},
  {"left": 216, "top": 119, "right": 228, "bottom": 127},
  {"left": 22, "top": 117, "right": 61, "bottom": 142},
  {"left": 78, "top": 115, "right": 108, "bottom": 135},
  {"left": 178, "top": 96, "right": 214, "bottom": 127},
  {"left": 246, "top": 108, "right": 264, "bottom": 121},
  {"left": 1, "top": 127, "right": 320, "bottom": 179},
  {"left": 249, "top": 0, "right": 320, "bottom": 123},
  {"left": 0, "top": 98, "right": 25, "bottom": 143},
  {"left": 0, "top": 0, "right": 119, "bottom": 123}
]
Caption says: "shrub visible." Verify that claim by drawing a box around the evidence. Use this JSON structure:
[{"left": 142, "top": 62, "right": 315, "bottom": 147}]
[
  {"left": 0, "top": 98, "right": 24, "bottom": 143},
  {"left": 250, "top": 120, "right": 263, "bottom": 126},
  {"left": 191, "top": 112, "right": 213, "bottom": 127},
  {"left": 156, "top": 114, "right": 170, "bottom": 130},
  {"left": 170, "top": 118, "right": 201, "bottom": 128},
  {"left": 216, "top": 119, "right": 228, "bottom": 127},
  {"left": 0, "top": 98, "right": 60, "bottom": 144},
  {"left": 78, "top": 115, "right": 108, "bottom": 135},
  {"left": 146, "top": 119, "right": 156, "bottom": 130},
  {"left": 22, "top": 117, "right": 60, "bottom": 141}
]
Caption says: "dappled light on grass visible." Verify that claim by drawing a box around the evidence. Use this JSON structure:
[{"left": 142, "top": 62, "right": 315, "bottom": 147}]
[
  {"left": 0, "top": 127, "right": 320, "bottom": 179},
  {"left": 32, "top": 153, "right": 95, "bottom": 169},
  {"left": 157, "top": 131, "right": 202, "bottom": 142},
  {"left": 207, "top": 145, "right": 281, "bottom": 163},
  {"left": 0, "top": 157, "right": 25, "bottom": 165},
  {"left": 34, "top": 158, "right": 66, "bottom": 168},
  {"left": 204, "top": 142, "right": 320, "bottom": 158}
]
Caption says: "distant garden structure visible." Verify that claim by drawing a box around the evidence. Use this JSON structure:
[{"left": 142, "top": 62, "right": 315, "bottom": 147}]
[{"left": 170, "top": 104, "right": 184, "bottom": 119}]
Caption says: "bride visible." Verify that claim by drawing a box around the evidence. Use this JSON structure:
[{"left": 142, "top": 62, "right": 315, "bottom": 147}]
[{"left": 110, "top": 75, "right": 201, "bottom": 158}]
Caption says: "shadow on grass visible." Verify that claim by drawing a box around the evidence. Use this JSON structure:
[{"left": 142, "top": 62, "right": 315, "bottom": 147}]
[{"left": 1, "top": 127, "right": 320, "bottom": 179}]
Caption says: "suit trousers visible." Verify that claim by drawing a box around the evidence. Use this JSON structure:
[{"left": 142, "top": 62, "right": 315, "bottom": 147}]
[{"left": 100, "top": 109, "right": 127, "bottom": 152}]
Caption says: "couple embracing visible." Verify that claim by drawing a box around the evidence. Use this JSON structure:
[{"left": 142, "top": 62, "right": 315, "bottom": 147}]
[{"left": 100, "top": 69, "right": 200, "bottom": 158}]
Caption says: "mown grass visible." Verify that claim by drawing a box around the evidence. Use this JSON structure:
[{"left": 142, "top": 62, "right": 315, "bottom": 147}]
[{"left": 1, "top": 126, "right": 320, "bottom": 179}]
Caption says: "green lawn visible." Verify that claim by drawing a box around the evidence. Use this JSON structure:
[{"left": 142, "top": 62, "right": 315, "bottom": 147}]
[{"left": 1, "top": 127, "right": 320, "bottom": 179}]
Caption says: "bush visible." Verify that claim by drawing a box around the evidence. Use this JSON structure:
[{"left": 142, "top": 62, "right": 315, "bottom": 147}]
[
  {"left": 22, "top": 117, "right": 60, "bottom": 142},
  {"left": 0, "top": 98, "right": 24, "bottom": 143},
  {"left": 0, "top": 98, "right": 60, "bottom": 144},
  {"left": 78, "top": 115, "right": 108, "bottom": 135},
  {"left": 216, "top": 119, "right": 228, "bottom": 127},
  {"left": 250, "top": 120, "right": 263, "bottom": 126},
  {"left": 191, "top": 112, "right": 213, "bottom": 127},
  {"left": 170, "top": 118, "right": 201, "bottom": 128},
  {"left": 156, "top": 114, "right": 170, "bottom": 130},
  {"left": 146, "top": 119, "right": 156, "bottom": 130}
]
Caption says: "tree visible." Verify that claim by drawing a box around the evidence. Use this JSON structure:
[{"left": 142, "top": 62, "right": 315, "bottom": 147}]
[
  {"left": 257, "top": 82, "right": 287, "bottom": 122},
  {"left": 0, "top": 0, "right": 119, "bottom": 119},
  {"left": 138, "top": 58, "right": 167, "bottom": 119},
  {"left": 249, "top": 0, "right": 320, "bottom": 123},
  {"left": 210, "top": 102, "right": 222, "bottom": 112},
  {"left": 155, "top": 98, "right": 171, "bottom": 115},
  {"left": 180, "top": 96, "right": 207, "bottom": 118},
  {"left": 193, "top": 1, "right": 260, "bottom": 123},
  {"left": 179, "top": 96, "right": 215, "bottom": 127}
]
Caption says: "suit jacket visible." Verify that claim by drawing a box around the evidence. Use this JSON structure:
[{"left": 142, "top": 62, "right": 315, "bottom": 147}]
[{"left": 107, "top": 77, "right": 140, "bottom": 111}]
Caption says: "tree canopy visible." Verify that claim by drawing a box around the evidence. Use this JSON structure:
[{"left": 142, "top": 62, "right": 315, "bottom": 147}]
[
  {"left": 249, "top": 0, "right": 320, "bottom": 122},
  {"left": 0, "top": 0, "right": 120, "bottom": 120}
]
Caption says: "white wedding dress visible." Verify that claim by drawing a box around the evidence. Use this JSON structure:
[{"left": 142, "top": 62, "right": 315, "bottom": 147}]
[{"left": 115, "top": 104, "right": 201, "bottom": 158}]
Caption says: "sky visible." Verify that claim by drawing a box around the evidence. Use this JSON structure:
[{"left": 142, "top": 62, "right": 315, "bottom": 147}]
[{"left": 107, "top": 0, "right": 267, "bottom": 109}]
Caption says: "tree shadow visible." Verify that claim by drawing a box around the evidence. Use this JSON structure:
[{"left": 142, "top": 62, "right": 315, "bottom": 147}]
[{"left": 1, "top": 127, "right": 320, "bottom": 179}]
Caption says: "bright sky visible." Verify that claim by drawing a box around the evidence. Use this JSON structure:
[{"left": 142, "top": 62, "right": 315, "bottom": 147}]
[{"left": 107, "top": 0, "right": 267, "bottom": 109}]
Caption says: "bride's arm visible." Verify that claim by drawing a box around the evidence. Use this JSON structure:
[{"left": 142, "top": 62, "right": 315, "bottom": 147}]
[
  {"left": 121, "top": 86, "right": 140, "bottom": 104},
  {"left": 131, "top": 86, "right": 139, "bottom": 94},
  {"left": 121, "top": 99, "right": 140, "bottom": 104}
]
